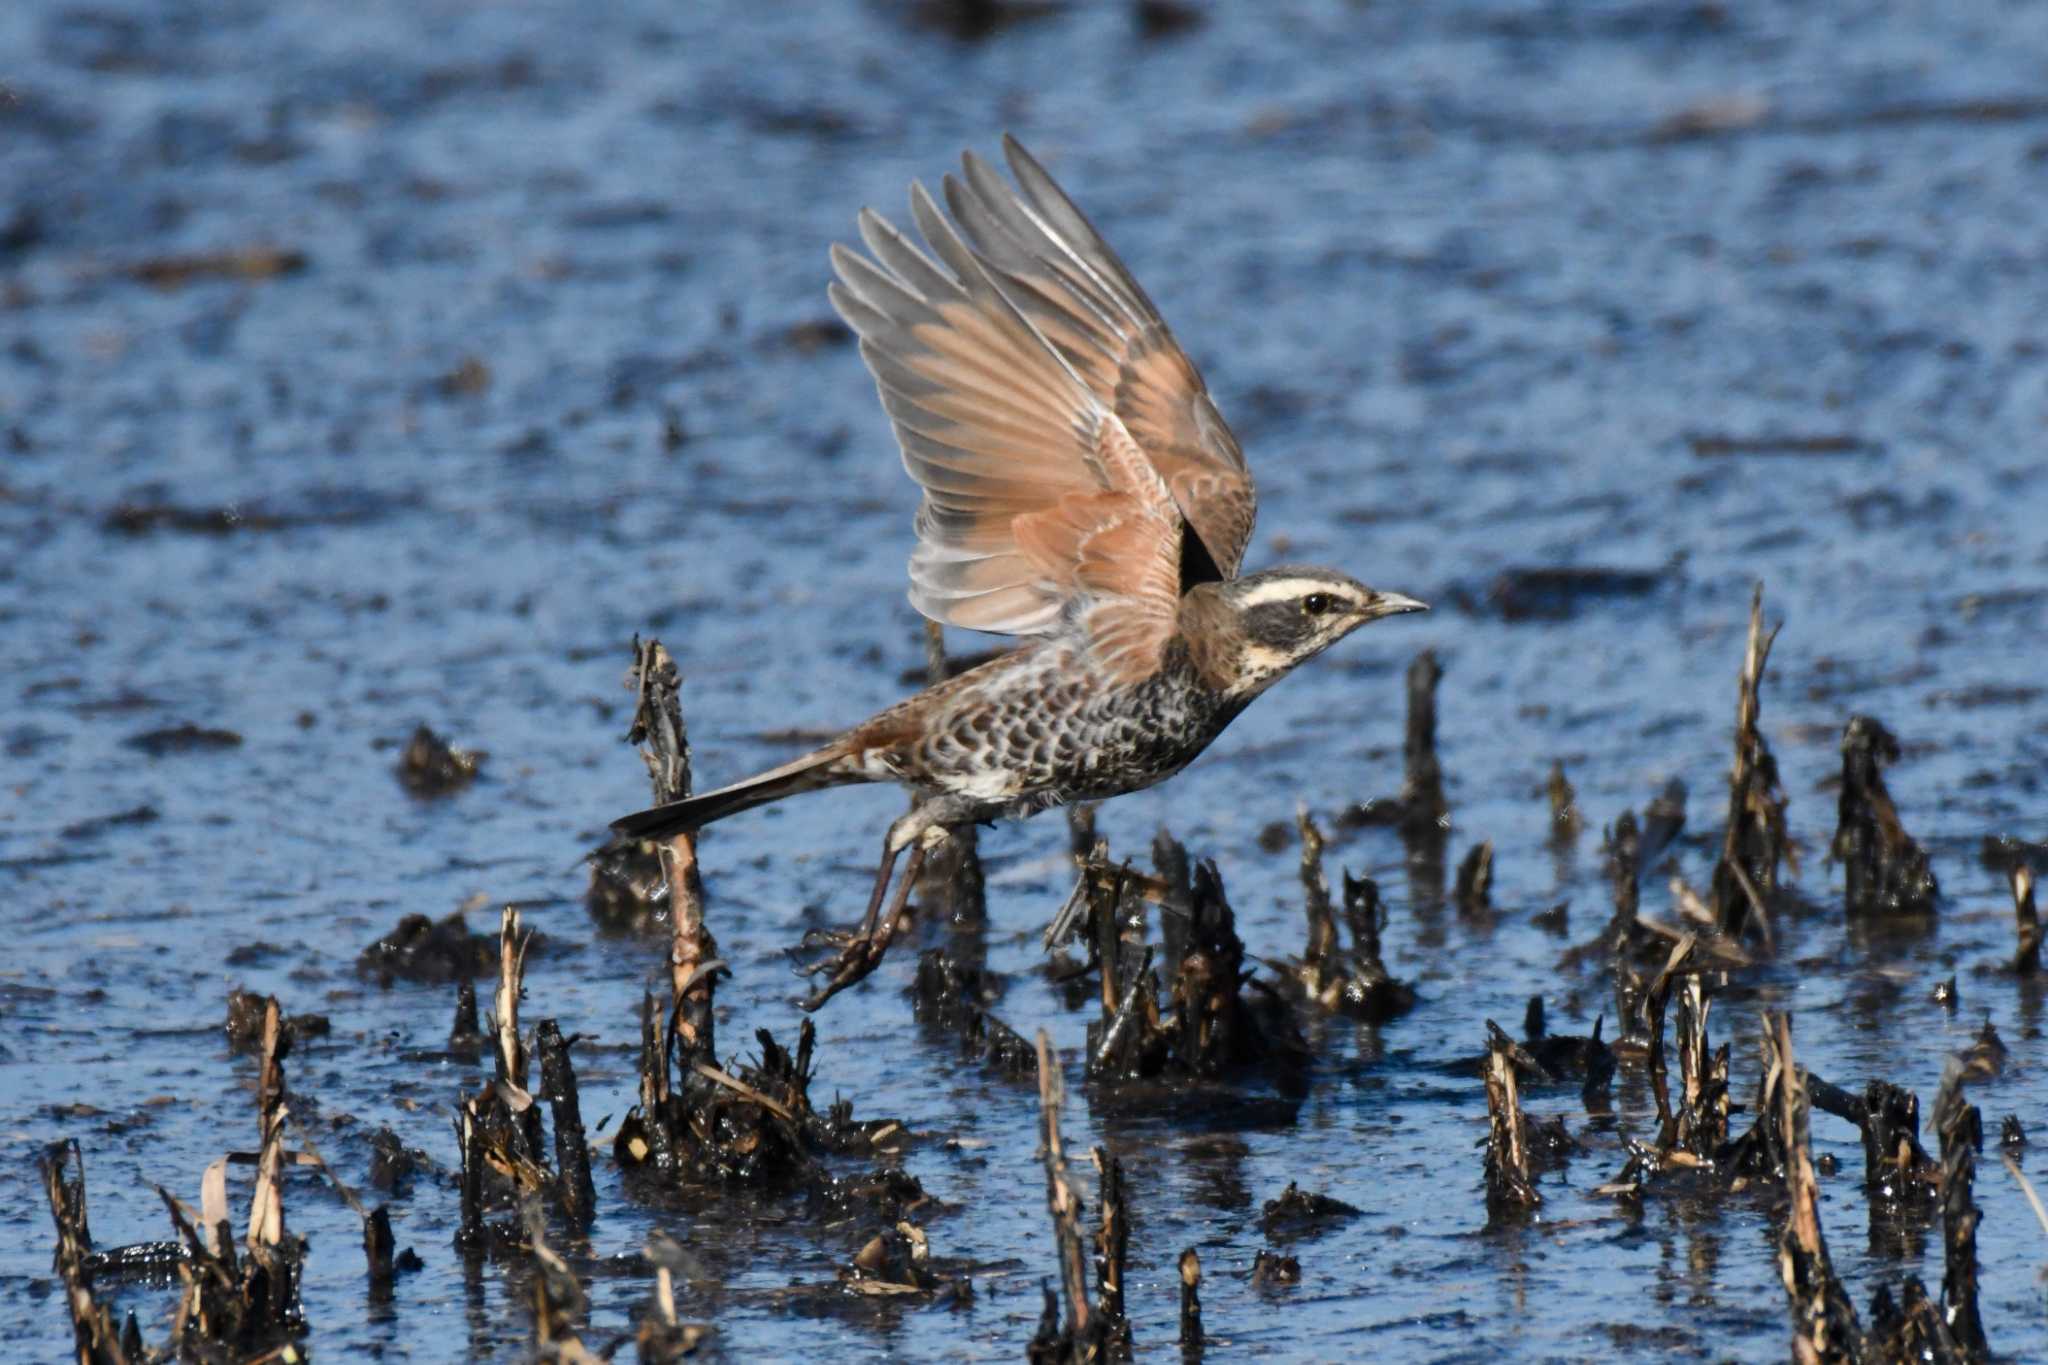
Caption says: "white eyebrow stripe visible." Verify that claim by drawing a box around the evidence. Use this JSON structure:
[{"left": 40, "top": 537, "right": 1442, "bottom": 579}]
[{"left": 1234, "top": 577, "right": 1354, "bottom": 610}]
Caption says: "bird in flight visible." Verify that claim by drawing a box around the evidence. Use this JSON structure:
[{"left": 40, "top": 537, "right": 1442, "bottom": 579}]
[{"left": 613, "top": 136, "right": 1426, "bottom": 1009}]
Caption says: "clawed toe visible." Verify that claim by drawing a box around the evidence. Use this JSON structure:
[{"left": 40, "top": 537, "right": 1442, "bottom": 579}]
[
  {"left": 792, "top": 843, "right": 929, "bottom": 1011},
  {"left": 799, "top": 936, "right": 887, "bottom": 1011}
]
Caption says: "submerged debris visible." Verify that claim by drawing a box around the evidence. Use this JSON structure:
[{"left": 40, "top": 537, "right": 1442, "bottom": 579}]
[
  {"left": 1597, "top": 955, "right": 1763, "bottom": 1198},
  {"left": 1518, "top": 996, "right": 1616, "bottom": 1097},
  {"left": 358, "top": 909, "right": 504, "bottom": 984},
  {"left": 840, "top": 1219, "right": 966, "bottom": 1301},
  {"left": 224, "top": 986, "right": 328, "bottom": 1052},
  {"left": 604, "top": 652, "right": 917, "bottom": 1207},
  {"left": 291, "top": 1118, "right": 423, "bottom": 1299},
  {"left": 1832, "top": 715, "right": 1938, "bottom": 915},
  {"left": 1260, "top": 1182, "right": 1362, "bottom": 1242},
  {"left": 1484, "top": 563, "right": 1667, "bottom": 621},
  {"left": 397, "top": 723, "right": 484, "bottom": 797},
  {"left": 1956, "top": 1018, "right": 2006, "bottom": 1081},
  {"left": 1082, "top": 844, "right": 1307, "bottom": 1087},
  {"left": 615, "top": 1005, "right": 919, "bottom": 1222},
  {"left": 911, "top": 948, "right": 1036, "bottom": 1078},
  {"left": 1823, "top": 1078, "right": 1939, "bottom": 1209},
  {"left": 1284, "top": 813, "right": 1415, "bottom": 1021},
  {"left": 140, "top": 995, "right": 311, "bottom": 1355},
  {"left": 126, "top": 244, "right": 307, "bottom": 289},
  {"left": 123, "top": 722, "right": 244, "bottom": 755},
  {"left": 1249, "top": 1249, "right": 1300, "bottom": 1287},
  {"left": 536, "top": 1019, "right": 597, "bottom": 1227},
  {"left": 1639, "top": 777, "right": 1688, "bottom": 872},
  {"left": 587, "top": 636, "right": 706, "bottom": 938},
  {"left": 454, "top": 910, "right": 553, "bottom": 1252}
]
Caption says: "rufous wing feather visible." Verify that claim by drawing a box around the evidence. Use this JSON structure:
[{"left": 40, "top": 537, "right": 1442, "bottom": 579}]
[
  {"left": 941, "top": 137, "right": 1257, "bottom": 579},
  {"left": 830, "top": 154, "right": 1188, "bottom": 680}
]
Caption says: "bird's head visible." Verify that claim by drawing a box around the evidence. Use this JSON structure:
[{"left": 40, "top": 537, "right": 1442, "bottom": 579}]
[{"left": 1190, "top": 566, "right": 1427, "bottom": 699}]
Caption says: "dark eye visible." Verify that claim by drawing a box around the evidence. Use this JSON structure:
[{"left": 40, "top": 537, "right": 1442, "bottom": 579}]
[{"left": 1302, "top": 592, "right": 1334, "bottom": 616}]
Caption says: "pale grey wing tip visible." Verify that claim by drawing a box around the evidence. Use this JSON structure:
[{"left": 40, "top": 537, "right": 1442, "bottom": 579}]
[
  {"left": 1001, "top": 134, "right": 1066, "bottom": 208},
  {"left": 824, "top": 278, "right": 865, "bottom": 334},
  {"left": 1000, "top": 132, "right": 1038, "bottom": 176}
]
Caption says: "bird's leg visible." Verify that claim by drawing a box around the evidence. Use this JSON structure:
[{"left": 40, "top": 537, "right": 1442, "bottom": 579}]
[
  {"left": 853, "top": 843, "right": 906, "bottom": 948},
  {"left": 802, "top": 839, "right": 931, "bottom": 1012},
  {"left": 799, "top": 801, "right": 969, "bottom": 1011}
]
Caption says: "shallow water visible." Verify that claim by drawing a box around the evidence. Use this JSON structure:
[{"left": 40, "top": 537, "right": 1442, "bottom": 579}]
[{"left": 3, "top": 0, "right": 2046, "bottom": 1359}]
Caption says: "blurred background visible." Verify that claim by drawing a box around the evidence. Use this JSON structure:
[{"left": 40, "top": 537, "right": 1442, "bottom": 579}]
[{"left": 3, "top": 1, "right": 2045, "bottom": 1359}]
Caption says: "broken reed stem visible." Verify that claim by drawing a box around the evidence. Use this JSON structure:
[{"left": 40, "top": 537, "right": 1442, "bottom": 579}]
[
  {"left": 2013, "top": 864, "right": 2039, "bottom": 975},
  {"left": 1035, "top": 1030, "right": 1092, "bottom": 1344},
  {"left": 493, "top": 907, "right": 546, "bottom": 1162},
  {"left": 1095, "top": 859, "right": 1125, "bottom": 1017},
  {"left": 1934, "top": 1069, "right": 1988, "bottom": 1358},
  {"left": 1547, "top": 760, "right": 1582, "bottom": 844},
  {"left": 2001, "top": 1150, "right": 2048, "bottom": 1239},
  {"left": 1673, "top": 970, "right": 1730, "bottom": 1156},
  {"left": 1298, "top": 808, "right": 1338, "bottom": 970},
  {"left": 1642, "top": 936, "right": 1692, "bottom": 1135},
  {"left": 1398, "top": 651, "right": 1450, "bottom": 911},
  {"left": 1177, "top": 1248, "right": 1203, "bottom": 1352},
  {"left": 1092, "top": 945, "right": 1154, "bottom": 1077},
  {"left": 455, "top": 1101, "right": 486, "bottom": 1251},
  {"left": 1833, "top": 714, "right": 1939, "bottom": 916},
  {"left": 247, "top": 998, "right": 287, "bottom": 1251},
  {"left": 43, "top": 1140, "right": 134, "bottom": 1365},
  {"left": 148, "top": 994, "right": 310, "bottom": 1352},
  {"left": 1095, "top": 1146, "right": 1132, "bottom": 1355},
  {"left": 537, "top": 1020, "right": 597, "bottom": 1227},
  {"left": 1770, "top": 1012, "right": 1862, "bottom": 1361},
  {"left": 1341, "top": 872, "right": 1389, "bottom": 970},
  {"left": 1676, "top": 973, "right": 1706, "bottom": 1115},
  {"left": 1483, "top": 1027, "right": 1540, "bottom": 1216},
  {"left": 1714, "top": 584, "right": 1788, "bottom": 943},
  {"left": 1400, "top": 650, "right": 1447, "bottom": 827},
  {"left": 452, "top": 977, "right": 481, "bottom": 1042},
  {"left": 629, "top": 637, "right": 717, "bottom": 1063}
]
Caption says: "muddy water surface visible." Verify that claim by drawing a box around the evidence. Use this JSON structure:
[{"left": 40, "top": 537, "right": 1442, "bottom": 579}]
[{"left": 3, "top": 1, "right": 2046, "bottom": 1359}]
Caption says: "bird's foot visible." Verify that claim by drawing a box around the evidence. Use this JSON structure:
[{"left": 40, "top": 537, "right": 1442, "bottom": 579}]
[
  {"left": 793, "top": 841, "right": 928, "bottom": 1012},
  {"left": 795, "top": 928, "right": 892, "bottom": 1012}
]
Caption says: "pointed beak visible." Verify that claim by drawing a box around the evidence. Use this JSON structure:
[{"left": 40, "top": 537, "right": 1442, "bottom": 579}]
[{"left": 1368, "top": 591, "right": 1430, "bottom": 620}]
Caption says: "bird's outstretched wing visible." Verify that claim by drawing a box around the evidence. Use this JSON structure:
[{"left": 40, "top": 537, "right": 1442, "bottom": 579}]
[
  {"left": 942, "top": 135, "right": 1255, "bottom": 581},
  {"left": 830, "top": 154, "right": 1189, "bottom": 682}
]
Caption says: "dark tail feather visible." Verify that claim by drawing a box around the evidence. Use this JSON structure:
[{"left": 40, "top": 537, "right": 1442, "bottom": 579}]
[{"left": 609, "top": 750, "right": 854, "bottom": 843}]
